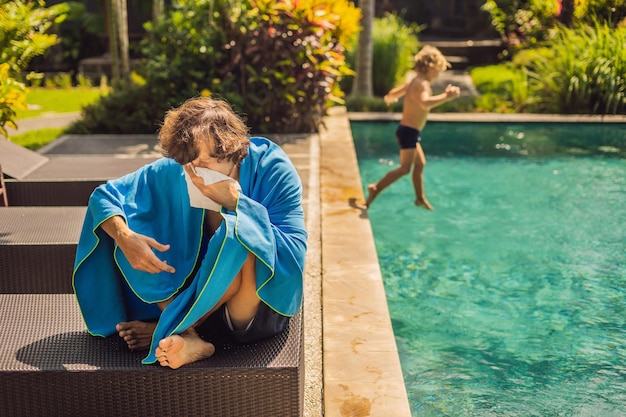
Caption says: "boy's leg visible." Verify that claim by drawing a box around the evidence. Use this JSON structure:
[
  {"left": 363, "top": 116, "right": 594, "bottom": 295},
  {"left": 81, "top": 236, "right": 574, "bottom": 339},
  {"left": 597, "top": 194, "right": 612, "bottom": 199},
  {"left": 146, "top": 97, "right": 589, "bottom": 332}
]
[
  {"left": 412, "top": 143, "right": 433, "bottom": 210},
  {"left": 366, "top": 148, "right": 415, "bottom": 207}
]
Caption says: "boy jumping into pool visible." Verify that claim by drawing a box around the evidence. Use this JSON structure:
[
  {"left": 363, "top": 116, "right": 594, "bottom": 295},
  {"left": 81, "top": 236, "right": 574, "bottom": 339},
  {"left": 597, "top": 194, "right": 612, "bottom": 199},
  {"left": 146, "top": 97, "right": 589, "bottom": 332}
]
[{"left": 365, "top": 45, "right": 461, "bottom": 210}]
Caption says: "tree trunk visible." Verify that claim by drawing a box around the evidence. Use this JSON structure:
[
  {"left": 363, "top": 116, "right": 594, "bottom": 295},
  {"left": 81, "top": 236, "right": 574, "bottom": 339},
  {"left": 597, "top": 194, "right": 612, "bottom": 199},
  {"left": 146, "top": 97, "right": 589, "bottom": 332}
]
[
  {"left": 106, "top": 0, "right": 120, "bottom": 81},
  {"left": 152, "top": 0, "right": 164, "bottom": 24},
  {"left": 351, "top": 0, "right": 374, "bottom": 97},
  {"left": 560, "top": 0, "right": 574, "bottom": 26},
  {"left": 118, "top": 0, "right": 130, "bottom": 79},
  {"left": 107, "top": 0, "right": 130, "bottom": 82}
]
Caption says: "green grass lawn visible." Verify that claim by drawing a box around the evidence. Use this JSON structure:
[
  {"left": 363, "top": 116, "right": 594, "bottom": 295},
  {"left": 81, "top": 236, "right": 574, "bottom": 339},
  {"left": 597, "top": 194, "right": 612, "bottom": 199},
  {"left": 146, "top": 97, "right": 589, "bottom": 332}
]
[
  {"left": 11, "top": 128, "right": 67, "bottom": 150},
  {"left": 11, "top": 87, "right": 106, "bottom": 149},
  {"left": 15, "top": 87, "right": 106, "bottom": 119}
]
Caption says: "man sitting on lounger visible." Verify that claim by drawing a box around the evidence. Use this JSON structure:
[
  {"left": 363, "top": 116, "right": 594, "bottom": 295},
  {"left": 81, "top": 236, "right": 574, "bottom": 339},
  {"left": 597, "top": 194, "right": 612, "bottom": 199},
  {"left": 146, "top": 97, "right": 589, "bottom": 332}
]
[{"left": 72, "top": 97, "right": 307, "bottom": 369}]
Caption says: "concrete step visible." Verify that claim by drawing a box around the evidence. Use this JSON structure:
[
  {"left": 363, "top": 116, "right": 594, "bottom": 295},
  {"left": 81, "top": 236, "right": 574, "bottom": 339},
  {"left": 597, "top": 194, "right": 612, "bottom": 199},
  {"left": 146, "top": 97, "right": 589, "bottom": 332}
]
[
  {"left": 424, "top": 38, "right": 505, "bottom": 68},
  {"left": 0, "top": 294, "right": 303, "bottom": 417},
  {"left": 444, "top": 55, "right": 470, "bottom": 70}
]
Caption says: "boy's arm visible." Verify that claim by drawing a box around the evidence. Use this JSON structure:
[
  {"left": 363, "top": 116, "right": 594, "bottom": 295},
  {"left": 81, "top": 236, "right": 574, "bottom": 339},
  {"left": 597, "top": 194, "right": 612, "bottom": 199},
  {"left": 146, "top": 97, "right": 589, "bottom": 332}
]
[
  {"left": 419, "top": 84, "right": 461, "bottom": 109},
  {"left": 384, "top": 83, "right": 409, "bottom": 106}
]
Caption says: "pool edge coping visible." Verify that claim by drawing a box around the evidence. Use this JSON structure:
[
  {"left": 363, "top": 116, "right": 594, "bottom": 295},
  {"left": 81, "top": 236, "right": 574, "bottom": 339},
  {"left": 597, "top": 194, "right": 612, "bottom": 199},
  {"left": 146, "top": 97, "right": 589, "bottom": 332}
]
[
  {"left": 348, "top": 112, "right": 626, "bottom": 123},
  {"left": 319, "top": 107, "right": 413, "bottom": 416}
]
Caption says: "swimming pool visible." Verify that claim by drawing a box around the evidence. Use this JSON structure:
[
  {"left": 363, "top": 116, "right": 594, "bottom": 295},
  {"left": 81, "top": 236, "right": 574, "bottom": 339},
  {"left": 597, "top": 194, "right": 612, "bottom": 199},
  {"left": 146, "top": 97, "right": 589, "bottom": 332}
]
[{"left": 351, "top": 120, "right": 626, "bottom": 417}]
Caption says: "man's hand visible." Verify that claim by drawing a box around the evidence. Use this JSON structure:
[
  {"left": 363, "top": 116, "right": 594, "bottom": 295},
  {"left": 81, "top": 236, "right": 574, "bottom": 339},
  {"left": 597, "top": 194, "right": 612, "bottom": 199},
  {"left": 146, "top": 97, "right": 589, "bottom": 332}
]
[
  {"left": 101, "top": 216, "right": 175, "bottom": 274},
  {"left": 117, "top": 231, "right": 175, "bottom": 274},
  {"left": 184, "top": 164, "right": 239, "bottom": 211}
]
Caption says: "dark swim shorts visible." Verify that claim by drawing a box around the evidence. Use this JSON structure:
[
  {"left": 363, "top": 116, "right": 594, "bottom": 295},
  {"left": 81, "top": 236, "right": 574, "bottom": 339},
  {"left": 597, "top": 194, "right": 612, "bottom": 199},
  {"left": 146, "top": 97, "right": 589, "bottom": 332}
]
[
  {"left": 196, "top": 302, "right": 290, "bottom": 344},
  {"left": 396, "top": 124, "right": 421, "bottom": 149}
]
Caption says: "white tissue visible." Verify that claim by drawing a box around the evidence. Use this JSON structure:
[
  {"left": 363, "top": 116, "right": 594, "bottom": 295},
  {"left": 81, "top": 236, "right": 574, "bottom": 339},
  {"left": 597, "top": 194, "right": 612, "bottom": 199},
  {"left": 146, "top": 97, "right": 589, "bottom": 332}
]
[{"left": 184, "top": 167, "right": 241, "bottom": 211}]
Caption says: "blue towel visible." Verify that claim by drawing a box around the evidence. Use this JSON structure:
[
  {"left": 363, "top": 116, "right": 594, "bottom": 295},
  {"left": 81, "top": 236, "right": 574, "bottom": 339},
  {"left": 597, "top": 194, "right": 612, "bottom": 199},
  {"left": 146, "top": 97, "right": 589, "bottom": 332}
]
[{"left": 72, "top": 137, "right": 307, "bottom": 364}]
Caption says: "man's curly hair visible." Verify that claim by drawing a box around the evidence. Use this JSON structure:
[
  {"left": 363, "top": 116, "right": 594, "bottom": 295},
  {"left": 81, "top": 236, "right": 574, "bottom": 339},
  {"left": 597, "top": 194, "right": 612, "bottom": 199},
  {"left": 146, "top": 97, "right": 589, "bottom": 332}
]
[{"left": 158, "top": 97, "right": 250, "bottom": 166}]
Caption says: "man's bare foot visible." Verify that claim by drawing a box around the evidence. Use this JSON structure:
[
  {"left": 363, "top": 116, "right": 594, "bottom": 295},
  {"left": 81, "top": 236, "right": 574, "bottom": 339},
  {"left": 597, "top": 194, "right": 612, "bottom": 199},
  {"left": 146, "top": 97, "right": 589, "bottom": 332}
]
[
  {"left": 365, "top": 184, "right": 379, "bottom": 208},
  {"left": 155, "top": 328, "right": 215, "bottom": 369},
  {"left": 116, "top": 320, "right": 157, "bottom": 350},
  {"left": 415, "top": 197, "right": 434, "bottom": 211}
]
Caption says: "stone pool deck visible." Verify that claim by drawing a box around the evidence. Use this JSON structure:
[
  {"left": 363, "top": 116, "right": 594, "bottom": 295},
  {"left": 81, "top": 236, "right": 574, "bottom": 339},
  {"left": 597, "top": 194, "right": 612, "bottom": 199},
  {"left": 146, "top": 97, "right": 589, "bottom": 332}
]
[{"left": 317, "top": 108, "right": 412, "bottom": 416}]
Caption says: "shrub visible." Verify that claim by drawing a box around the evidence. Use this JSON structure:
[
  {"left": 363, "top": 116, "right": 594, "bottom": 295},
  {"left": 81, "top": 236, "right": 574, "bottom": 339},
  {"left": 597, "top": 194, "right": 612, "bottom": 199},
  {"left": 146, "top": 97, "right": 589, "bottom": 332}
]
[
  {"left": 471, "top": 20, "right": 626, "bottom": 115},
  {"left": 574, "top": 0, "right": 626, "bottom": 26},
  {"left": 68, "top": 0, "right": 360, "bottom": 135},
  {"left": 221, "top": 0, "right": 360, "bottom": 133},
  {"left": 0, "top": 0, "right": 69, "bottom": 137},
  {"left": 0, "top": 63, "right": 27, "bottom": 138},
  {"left": 67, "top": 77, "right": 173, "bottom": 134},
  {"left": 526, "top": 21, "right": 626, "bottom": 114},
  {"left": 482, "top": 0, "right": 560, "bottom": 49},
  {"left": 470, "top": 64, "right": 532, "bottom": 112},
  {"left": 371, "top": 13, "right": 421, "bottom": 96},
  {"left": 0, "top": 0, "right": 69, "bottom": 76}
]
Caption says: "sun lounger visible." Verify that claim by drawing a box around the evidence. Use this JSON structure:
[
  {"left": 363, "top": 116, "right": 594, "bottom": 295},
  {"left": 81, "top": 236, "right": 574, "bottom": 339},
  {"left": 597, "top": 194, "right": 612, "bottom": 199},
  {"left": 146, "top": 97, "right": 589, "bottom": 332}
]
[
  {"left": 0, "top": 133, "right": 310, "bottom": 416},
  {"left": 0, "top": 204, "right": 305, "bottom": 416}
]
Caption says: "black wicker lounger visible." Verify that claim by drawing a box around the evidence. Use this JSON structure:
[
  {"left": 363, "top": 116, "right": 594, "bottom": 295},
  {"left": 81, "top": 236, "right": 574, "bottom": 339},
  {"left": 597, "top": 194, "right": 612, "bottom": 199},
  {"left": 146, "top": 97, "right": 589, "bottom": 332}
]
[
  {"left": 3, "top": 179, "right": 104, "bottom": 206},
  {"left": 0, "top": 207, "right": 304, "bottom": 417},
  {"left": 0, "top": 294, "right": 303, "bottom": 417}
]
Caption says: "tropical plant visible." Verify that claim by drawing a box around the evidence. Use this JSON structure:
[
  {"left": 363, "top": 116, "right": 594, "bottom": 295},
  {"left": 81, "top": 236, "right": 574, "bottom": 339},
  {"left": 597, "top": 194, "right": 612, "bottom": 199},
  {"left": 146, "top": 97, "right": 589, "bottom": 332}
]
[
  {"left": 0, "top": 0, "right": 70, "bottom": 76},
  {"left": 0, "top": 0, "right": 69, "bottom": 137},
  {"left": 371, "top": 13, "right": 420, "bottom": 96},
  {"left": 573, "top": 0, "right": 626, "bottom": 26},
  {"left": 482, "top": 0, "right": 561, "bottom": 50},
  {"left": 222, "top": 0, "right": 360, "bottom": 132},
  {"left": 526, "top": 21, "right": 626, "bottom": 114},
  {"left": 68, "top": 0, "right": 360, "bottom": 134},
  {"left": 0, "top": 63, "right": 27, "bottom": 138}
]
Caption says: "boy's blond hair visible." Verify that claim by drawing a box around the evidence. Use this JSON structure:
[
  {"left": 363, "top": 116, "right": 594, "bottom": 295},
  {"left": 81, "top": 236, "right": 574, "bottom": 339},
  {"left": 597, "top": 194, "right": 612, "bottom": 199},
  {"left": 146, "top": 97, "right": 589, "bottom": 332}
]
[{"left": 413, "top": 45, "right": 450, "bottom": 74}]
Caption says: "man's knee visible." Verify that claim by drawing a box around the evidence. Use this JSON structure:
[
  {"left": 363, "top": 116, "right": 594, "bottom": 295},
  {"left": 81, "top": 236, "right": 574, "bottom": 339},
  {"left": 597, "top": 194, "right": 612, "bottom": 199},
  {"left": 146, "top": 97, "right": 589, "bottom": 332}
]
[
  {"left": 225, "top": 253, "right": 259, "bottom": 318},
  {"left": 224, "top": 253, "right": 255, "bottom": 299},
  {"left": 223, "top": 273, "right": 242, "bottom": 301}
]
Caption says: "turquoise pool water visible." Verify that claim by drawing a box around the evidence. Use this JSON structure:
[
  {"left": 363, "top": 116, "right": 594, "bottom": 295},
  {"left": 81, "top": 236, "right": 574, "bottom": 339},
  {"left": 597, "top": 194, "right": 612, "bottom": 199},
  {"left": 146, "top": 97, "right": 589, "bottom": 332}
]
[{"left": 352, "top": 121, "right": 626, "bottom": 417}]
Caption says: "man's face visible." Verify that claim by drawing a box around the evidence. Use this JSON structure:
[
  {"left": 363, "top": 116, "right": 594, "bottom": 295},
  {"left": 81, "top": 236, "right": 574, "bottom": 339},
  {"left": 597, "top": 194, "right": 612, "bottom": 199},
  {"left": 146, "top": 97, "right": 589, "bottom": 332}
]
[{"left": 190, "top": 139, "right": 234, "bottom": 176}]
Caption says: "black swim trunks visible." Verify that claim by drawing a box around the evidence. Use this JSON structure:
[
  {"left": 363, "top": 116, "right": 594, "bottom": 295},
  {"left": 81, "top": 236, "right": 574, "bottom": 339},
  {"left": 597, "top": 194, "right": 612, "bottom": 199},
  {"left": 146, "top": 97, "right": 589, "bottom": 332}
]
[
  {"left": 223, "top": 302, "right": 290, "bottom": 343},
  {"left": 196, "top": 302, "right": 291, "bottom": 344},
  {"left": 396, "top": 124, "right": 421, "bottom": 149}
]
